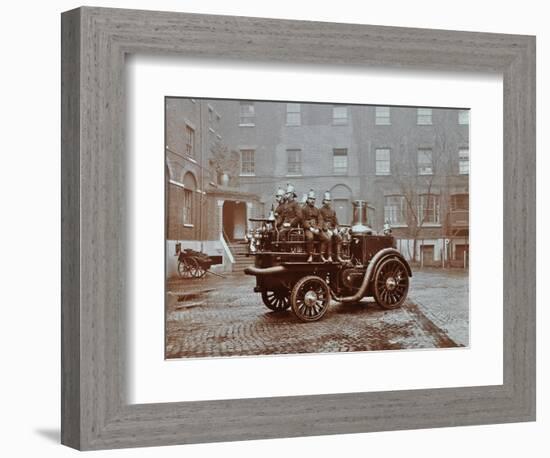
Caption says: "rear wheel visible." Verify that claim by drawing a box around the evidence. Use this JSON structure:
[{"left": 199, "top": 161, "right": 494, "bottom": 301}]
[
  {"left": 373, "top": 257, "right": 409, "bottom": 309},
  {"left": 290, "top": 276, "right": 331, "bottom": 322},
  {"left": 261, "top": 290, "right": 290, "bottom": 312}
]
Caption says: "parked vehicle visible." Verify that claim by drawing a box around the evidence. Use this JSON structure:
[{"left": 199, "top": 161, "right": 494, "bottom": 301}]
[
  {"left": 175, "top": 244, "right": 214, "bottom": 279},
  {"left": 244, "top": 200, "right": 412, "bottom": 322}
]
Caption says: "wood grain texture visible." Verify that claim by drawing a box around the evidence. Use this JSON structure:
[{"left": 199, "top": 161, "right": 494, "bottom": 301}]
[{"left": 61, "top": 6, "right": 536, "bottom": 450}]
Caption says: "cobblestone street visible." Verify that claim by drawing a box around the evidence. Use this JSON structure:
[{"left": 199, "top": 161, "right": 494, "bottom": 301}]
[{"left": 166, "top": 267, "right": 468, "bottom": 359}]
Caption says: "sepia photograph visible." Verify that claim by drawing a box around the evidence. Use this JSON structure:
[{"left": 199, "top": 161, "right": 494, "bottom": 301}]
[{"left": 165, "top": 98, "right": 470, "bottom": 359}]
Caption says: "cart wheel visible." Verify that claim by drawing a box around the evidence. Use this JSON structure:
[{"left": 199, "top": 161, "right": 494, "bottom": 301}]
[
  {"left": 177, "top": 258, "right": 196, "bottom": 279},
  {"left": 261, "top": 290, "right": 290, "bottom": 312},
  {"left": 290, "top": 276, "right": 330, "bottom": 322},
  {"left": 373, "top": 257, "right": 409, "bottom": 309},
  {"left": 190, "top": 257, "right": 206, "bottom": 278}
]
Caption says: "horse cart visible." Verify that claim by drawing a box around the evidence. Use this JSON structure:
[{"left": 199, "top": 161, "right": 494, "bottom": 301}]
[{"left": 244, "top": 200, "right": 412, "bottom": 322}]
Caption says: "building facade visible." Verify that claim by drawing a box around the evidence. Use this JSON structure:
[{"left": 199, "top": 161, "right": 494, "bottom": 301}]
[
  {"left": 215, "top": 100, "right": 470, "bottom": 267},
  {"left": 165, "top": 98, "right": 262, "bottom": 276}
]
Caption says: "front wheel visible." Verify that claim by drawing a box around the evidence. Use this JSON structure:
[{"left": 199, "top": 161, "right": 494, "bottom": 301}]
[
  {"left": 290, "top": 276, "right": 331, "bottom": 322},
  {"left": 373, "top": 257, "right": 409, "bottom": 309}
]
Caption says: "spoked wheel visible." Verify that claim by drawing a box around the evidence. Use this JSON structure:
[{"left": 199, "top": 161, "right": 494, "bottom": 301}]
[
  {"left": 261, "top": 290, "right": 291, "bottom": 312},
  {"left": 373, "top": 257, "right": 409, "bottom": 309},
  {"left": 191, "top": 258, "right": 207, "bottom": 278},
  {"left": 290, "top": 275, "right": 331, "bottom": 322},
  {"left": 177, "top": 257, "right": 197, "bottom": 279}
]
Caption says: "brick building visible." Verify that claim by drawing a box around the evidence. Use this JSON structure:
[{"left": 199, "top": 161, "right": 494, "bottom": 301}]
[
  {"left": 165, "top": 98, "right": 262, "bottom": 276},
  {"left": 215, "top": 100, "right": 470, "bottom": 267}
]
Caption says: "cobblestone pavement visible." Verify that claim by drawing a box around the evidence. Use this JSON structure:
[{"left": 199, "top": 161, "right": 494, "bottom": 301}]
[{"left": 166, "top": 267, "right": 468, "bottom": 359}]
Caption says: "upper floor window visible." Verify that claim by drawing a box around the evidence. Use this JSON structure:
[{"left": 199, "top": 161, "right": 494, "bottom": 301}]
[
  {"left": 376, "top": 148, "right": 391, "bottom": 175},
  {"left": 375, "top": 106, "right": 391, "bottom": 125},
  {"left": 417, "top": 148, "right": 433, "bottom": 175},
  {"left": 417, "top": 108, "right": 433, "bottom": 125},
  {"left": 418, "top": 194, "right": 440, "bottom": 225},
  {"left": 459, "top": 147, "right": 469, "bottom": 175},
  {"left": 332, "top": 106, "right": 348, "bottom": 125},
  {"left": 185, "top": 125, "right": 195, "bottom": 157},
  {"left": 333, "top": 148, "right": 348, "bottom": 175},
  {"left": 458, "top": 109, "right": 470, "bottom": 125},
  {"left": 384, "top": 195, "right": 407, "bottom": 225},
  {"left": 287, "top": 149, "right": 302, "bottom": 175},
  {"left": 240, "top": 149, "right": 255, "bottom": 176},
  {"left": 286, "top": 103, "right": 301, "bottom": 126},
  {"left": 239, "top": 102, "right": 255, "bottom": 126}
]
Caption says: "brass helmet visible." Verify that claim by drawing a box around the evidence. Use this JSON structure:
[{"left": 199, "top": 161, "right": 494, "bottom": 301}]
[
  {"left": 275, "top": 187, "right": 285, "bottom": 198},
  {"left": 323, "top": 190, "right": 331, "bottom": 203},
  {"left": 285, "top": 183, "right": 297, "bottom": 198}
]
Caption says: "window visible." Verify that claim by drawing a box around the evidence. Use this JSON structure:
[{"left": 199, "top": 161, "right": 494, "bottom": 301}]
[
  {"left": 458, "top": 147, "right": 469, "bottom": 175},
  {"left": 375, "top": 106, "right": 391, "bottom": 125},
  {"left": 451, "top": 194, "right": 469, "bottom": 211},
  {"left": 418, "top": 194, "right": 440, "bottom": 225},
  {"left": 240, "top": 149, "right": 255, "bottom": 175},
  {"left": 286, "top": 103, "right": 301, "bottom": 126},
  {"left": 333, "top": 148, "right": 348, "bottom": 174},
  {"left": 376, "top": 148, "right": 391, "bottom": 175},
  {"left": 458, "top": 109, "right": 470, "bottom": 125},
  {"left": 239, "top": 102, "right": 255, "bottom": 126},
  {"left": 384, "top": 195, "right": 407, "bottom": 225},
  {"left": 417, "top": 148, "right": 433, "bottom": 175},
  {"left": 183, "top": 189, "right": 193, "bottom": 225},
  {"left": 332, "top": 106, "right": 348, "bottom": 125},
  {"left": 185, "top": 125, "right": 195, "bottom": 157},
  {"left": 417, "top": 108, "right": 433, "bottom": 125},
  {"left": 287, "top": 149, "right": 302, "bottom": 175}
]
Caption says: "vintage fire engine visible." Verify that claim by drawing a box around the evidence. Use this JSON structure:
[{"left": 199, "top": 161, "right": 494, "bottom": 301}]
[{"left": 244, "top": 200, "right": 412, "bottom": 322}]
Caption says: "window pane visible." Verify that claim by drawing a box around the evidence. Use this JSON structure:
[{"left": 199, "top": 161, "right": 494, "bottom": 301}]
[
  {"left": 417, "top": 148, "right": 433, "bottom": 175},
  {"left": 376, "top": 148, "right": 391, "bottom": 175},
  {"left": 459, "top": 147, "right": 469, "bottom": 174},
  {"left": 375, "top": 106, "right": 391, "bottom": 125},
  {"left": 287, "top": 149, "right": 302, "bottom": 174},
  {"left": 458, "top": 110, "right": 470, "bottom": 125},
  {"left": 418, "top": 194, "right": 440, "bottom": 224},
  {"left": 239, "top": 102, "right": 255, "bottom": 125},
  {"left": 417, "top": 108, "right": 433, "bottom": 125},
  {"left": 185, "top": 126, "right": 195, "bottom": 156},
  {"left": 384, "top": 195, "right": 406, "bottom": 225},
  {"left": 332, "top": 106, "right": 348, "bottom": 124},
  {"left": 241, "top": 149, "right": 255, "bottom": 175},
  {"left": 183, "top": 189, "right": 193, "bottom": 224},
  {"left": 333, "top": 148, "right": 348, "bottom": 174}
]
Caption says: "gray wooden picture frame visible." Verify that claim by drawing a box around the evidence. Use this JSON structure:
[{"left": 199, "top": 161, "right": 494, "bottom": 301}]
[{"left": 61, "top": 6, "right": 536, "bottom": 451}]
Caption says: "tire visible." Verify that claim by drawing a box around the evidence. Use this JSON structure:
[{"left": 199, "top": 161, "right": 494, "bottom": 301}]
[
  {"left": 261, "top": 290, "right": 291, "bottom": 312},
  {"left": 190, "top": 258, "right": 206, "bottom": 278},
  {"left": 373, "top": 257, "right": 409, "bottom": 309},
  {"left": 290, "top": 275, "right": 331, "bottom": 322},
  {"left": 177, "top": 258, "right": 194, "bottom": 279}
]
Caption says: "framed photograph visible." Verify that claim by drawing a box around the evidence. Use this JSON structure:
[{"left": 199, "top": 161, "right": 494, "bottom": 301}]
[{"left": 61, "top": 6, "right": 535, "bottom": 450}]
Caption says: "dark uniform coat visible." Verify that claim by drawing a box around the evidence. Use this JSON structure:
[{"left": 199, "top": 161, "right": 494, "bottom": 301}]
[
  {"left": 320, "top": 206, "right": 339, "bottom": 230},
  {"left": 301, "top": 204, "right": 323, "bottom": 229},
  {"left": 277, "top": 200, "right": 302, "bottom": 228}
]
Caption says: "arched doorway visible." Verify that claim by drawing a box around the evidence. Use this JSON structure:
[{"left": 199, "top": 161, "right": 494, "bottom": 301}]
[
  {"left": 330, "top": 184, "right": 353, "bottom": 226},
  {"left": 222, "top": 201, "right": 247, "bottom": 241}
]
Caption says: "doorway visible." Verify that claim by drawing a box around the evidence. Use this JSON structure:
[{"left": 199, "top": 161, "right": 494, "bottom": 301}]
[{"left": 222, "top": 201, "right": 247, "bottom": 241}]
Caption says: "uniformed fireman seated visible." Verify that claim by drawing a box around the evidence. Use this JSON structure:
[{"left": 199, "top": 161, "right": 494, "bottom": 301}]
[
  {"left": 276, "top": 183, "right": 302, "bottom": 242},
  {"left": 320, "top": 190, "right": 345, "bottom": 263},
  {"left": 302, "top": 189, "right": 330, "bottom": 263}
]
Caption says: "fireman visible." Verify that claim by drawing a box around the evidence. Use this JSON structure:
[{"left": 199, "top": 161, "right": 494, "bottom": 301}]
[
  {"left": 302, "top": 189, "right": 328, "bottom": 262},
  {"left": 271, "top": 186, "right": 286, "bottom": 222},
  {"left": 276, "top": 183, "right": 302, "bottom": 240},
  {"left": 320, "top": 191, "right": 344, "bottom": 262}
]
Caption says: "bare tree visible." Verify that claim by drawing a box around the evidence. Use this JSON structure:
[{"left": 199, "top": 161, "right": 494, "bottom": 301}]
[{"left": 391, "top": 128, "right": 453, "bottom": 263}]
